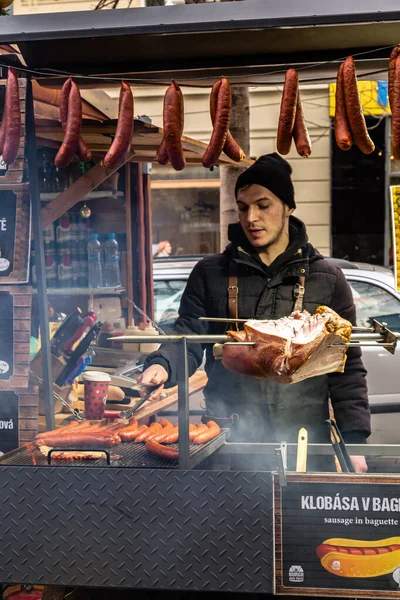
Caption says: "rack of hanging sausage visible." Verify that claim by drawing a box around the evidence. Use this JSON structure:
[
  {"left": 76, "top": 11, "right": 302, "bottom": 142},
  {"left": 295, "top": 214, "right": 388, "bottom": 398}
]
[{"left": 3, "top": 43, "right": 400, "bottom": 177}]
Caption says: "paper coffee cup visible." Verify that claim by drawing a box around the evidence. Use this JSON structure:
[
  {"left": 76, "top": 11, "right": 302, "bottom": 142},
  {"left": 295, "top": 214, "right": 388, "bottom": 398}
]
[{"left": 83, "top": 371, "right": 111, "bottom": 420}]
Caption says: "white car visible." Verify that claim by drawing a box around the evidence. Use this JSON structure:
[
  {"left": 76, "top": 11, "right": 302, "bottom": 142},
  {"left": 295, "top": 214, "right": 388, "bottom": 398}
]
[{"left": 153, "top": 256, "right": 400, "bottom": 444}]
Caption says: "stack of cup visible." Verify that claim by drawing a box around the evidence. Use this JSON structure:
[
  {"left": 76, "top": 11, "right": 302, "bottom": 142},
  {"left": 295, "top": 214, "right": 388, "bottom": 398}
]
[{"left": 83, "top": 371, "right": 111, "bottom": 420}]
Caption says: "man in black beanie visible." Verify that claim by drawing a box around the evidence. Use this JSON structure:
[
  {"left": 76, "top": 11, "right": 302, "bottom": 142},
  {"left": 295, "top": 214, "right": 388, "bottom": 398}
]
[{"left": 141, "top": 153, "right": 370, "bottom": 473}]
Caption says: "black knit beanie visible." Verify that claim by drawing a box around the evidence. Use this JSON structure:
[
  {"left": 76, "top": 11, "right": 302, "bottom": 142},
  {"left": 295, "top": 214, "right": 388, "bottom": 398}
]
[{"left": 235, "top": 152, "right": 295, "bottom": 209}]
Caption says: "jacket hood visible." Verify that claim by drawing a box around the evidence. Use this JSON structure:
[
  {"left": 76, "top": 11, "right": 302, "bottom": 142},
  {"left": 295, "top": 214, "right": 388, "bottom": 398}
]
[{"left": 226, "top": 216, "right": 323, "bottom": 268}]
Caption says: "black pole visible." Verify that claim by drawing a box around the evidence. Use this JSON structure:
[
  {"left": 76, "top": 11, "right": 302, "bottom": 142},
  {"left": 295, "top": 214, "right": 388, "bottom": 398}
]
[
  {"left": 178, "top": 337, "right": 189, "bottom": 469},
  {"left": 25, "top": 77, "right": 54, "bottom": 431}
]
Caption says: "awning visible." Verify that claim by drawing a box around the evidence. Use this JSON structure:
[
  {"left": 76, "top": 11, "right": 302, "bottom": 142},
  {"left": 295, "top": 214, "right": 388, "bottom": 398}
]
[{"left": 0, "top": 0, "right": 398, "bottom": 86}]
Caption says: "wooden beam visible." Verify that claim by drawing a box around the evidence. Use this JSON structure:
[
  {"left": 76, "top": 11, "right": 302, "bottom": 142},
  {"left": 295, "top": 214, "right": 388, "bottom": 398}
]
[
  {"left": 125, "top": 163, "right": 134, "bottom": 325},
  {"left": 41, "top": 152, "right": 135, "bottom": 228},
  {"left": 151, "top": 179, "right": 220, "bottom": 189}
]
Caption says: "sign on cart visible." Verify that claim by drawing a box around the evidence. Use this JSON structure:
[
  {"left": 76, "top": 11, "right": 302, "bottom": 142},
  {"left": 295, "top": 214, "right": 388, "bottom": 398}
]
[{"left": 274, "top": 473, "right": 400, "bottom": 598}]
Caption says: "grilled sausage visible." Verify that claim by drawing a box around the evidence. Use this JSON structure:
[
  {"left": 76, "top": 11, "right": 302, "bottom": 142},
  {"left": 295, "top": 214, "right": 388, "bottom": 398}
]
[
  {"left": 160, "top": 426, "right": 179, "bottom": 444},
  {"left": 55, "top": 80, "right": 82, "bottom": 168},
  {"left": 104, "top": 81, "right": 133, "bottom": 170},
  {"left": 343, "top": 56, "right": 375, "bottom": 155},
  {"left": 163, "top": 80, "right": 186, "bottom": 171},
  {"left": 146, "top": 439, "right": 179, "bottom": 461},
  {"left": 193, "top": 420, "right": 221, "bottom": 444},
  {"left": 202, "top": 77, "right": 231, "bottom": 169},
  {"left": 160, "top": 418, "right": 173, "bottom": 428},
  {"left": 36, "top": 433, "right": 119, "bottom": 448},
  {"left": 293, "top": 93, "right": 311, "bottom": 157},
  {"left": 134, "top": 421, "right": 163, "bottom": 443},
  {"left": 116, "top": 420, "right": 138, "bottom": 442},
  {"left": 389, "top": 46, "right": 400, "bottom": 111},
  {"left": 35, "top": 421, "right": 96, "bottom": 441},
  {"left": 150, "top": 424, "right": 175, "bottom": 442},
  {"left": 392, "top": 56, "right": 400, "bottom": 160},
  {"left": 210, "top": 79, "right": 245, "bottom": 162},
  {"left": 2, "top": 67, "right": 21, "bottom": 166},
  {"left": 156, "top": 137, "right": 169, "bottom": 165},
  {"left": 334, "top": 63, "right": 353, "bottom": 151},
  {"left": 161, "top": 423, "right": 203, "bottom": 444},
  {"left": 120, "top": 424, "right": 148, "bottom": 442},
  {"left": 60, "top": 78, "right": 91, "bottom": 163},
  {"left": 277, "top": 68, "right": 298, "bottom": 155}
]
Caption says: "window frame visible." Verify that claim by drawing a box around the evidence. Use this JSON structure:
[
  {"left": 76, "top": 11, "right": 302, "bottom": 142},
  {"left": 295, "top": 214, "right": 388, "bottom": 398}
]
[{"left": 346, "top": 274, "right": 400, "bottom": 330}]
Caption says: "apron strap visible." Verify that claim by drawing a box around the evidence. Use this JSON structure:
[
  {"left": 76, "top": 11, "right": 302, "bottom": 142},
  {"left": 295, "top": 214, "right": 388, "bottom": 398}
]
[
  {"left": 293, "top": 275, "right": 306, "bottom": 312},
  {"left": 228, "top": 261, "right": 239, "bottom": 330}
]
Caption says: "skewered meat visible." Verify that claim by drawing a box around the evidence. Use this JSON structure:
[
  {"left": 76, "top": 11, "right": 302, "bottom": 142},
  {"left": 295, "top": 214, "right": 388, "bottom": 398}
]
[{"left": 221, "top": 306, "right": 352, "bottom": 384}]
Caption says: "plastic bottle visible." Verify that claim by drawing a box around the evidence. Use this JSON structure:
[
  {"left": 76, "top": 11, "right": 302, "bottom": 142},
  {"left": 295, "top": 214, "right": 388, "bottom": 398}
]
[
  {"left": 103, "top": 233, "right": 121, "bottom": 288},
  {"left": 87, "top": 234, "right": 103, "bottom": 289},
  {"left": 122, "top": 321, "right": 141, "bottom": 352},
  {"left": 138, "top": 322, "right": 160, "bottom": 353}
]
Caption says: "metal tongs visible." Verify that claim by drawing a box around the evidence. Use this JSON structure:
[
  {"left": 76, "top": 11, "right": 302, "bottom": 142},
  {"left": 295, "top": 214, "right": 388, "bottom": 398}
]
[
  {"left": 326, "top": 418, "right": 355, "bottom": 473},
  {"left": 109, "top": 374, "right": 160, "bottom": 420}
]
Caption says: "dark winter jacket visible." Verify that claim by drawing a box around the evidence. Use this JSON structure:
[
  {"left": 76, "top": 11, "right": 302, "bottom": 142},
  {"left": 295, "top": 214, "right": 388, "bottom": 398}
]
[{"left": 144, "top": 216, "right": 370, "bottom": 449}]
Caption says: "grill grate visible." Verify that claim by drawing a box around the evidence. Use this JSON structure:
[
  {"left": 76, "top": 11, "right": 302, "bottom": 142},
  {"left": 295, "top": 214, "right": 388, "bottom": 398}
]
[{"left": 0, "top": 431, "right": 228, "bottom": 469}]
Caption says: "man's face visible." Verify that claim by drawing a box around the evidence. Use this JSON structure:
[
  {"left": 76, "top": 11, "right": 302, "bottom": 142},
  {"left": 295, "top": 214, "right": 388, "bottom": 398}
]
[{"left": 236, "top": 184, "right": 292, "bottom": 250}]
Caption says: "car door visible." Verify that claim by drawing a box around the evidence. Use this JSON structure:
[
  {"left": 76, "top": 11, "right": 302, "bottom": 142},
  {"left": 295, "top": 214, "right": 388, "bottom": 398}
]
[{"left": 346, "top": 276, "right": 400, "bottom": 407}]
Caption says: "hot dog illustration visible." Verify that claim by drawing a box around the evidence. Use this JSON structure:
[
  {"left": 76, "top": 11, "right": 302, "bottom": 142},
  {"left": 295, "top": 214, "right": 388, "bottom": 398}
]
[{"left": 316, "top": 537, "right": 400, "bottom": 578}]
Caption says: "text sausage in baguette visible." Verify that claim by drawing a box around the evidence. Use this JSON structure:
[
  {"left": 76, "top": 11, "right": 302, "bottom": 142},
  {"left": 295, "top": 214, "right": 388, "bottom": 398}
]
[{"left": 277, "top": 69, "right": 298, "bottom": 155}]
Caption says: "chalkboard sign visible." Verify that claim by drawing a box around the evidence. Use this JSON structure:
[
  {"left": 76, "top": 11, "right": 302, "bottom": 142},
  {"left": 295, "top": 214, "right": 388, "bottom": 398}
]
[
  {"left": 0, "top": 286, "right": 31, "bottom": 390},
  {"left": 0, "top": 290, "right": 14, "bottom": 379},
  {"left": 0, "top": 391, "right": 18, "bottom": 454},
  {"left": 0, "top": 185, "right": 30, "bottom": 283},
  {"left": 275, "top": 474, "right": 400, "bottom": 599},
  {"left": 0, "top": 189, "right": 18, "bottom": 277}
]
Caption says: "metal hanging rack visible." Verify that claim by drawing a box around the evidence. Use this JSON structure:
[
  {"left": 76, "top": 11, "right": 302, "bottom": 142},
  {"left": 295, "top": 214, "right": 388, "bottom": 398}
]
[{"left": 115, "top": 318, "right": 399, "bottom": 353}]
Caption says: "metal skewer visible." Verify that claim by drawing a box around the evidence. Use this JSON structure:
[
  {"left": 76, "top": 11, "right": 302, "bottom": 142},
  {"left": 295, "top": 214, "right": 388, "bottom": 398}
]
[{"left": 198, "top": 316, "right": 373, "bottom": 332}]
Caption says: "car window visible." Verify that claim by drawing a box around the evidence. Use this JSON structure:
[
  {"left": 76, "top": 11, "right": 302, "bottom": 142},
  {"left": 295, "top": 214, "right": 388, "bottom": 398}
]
[
  {"left": 348, "top": 279, "right": 400, "bottom": 331},
  {"left": 153, "top": 279, "right": 187, "bottom": 328}
]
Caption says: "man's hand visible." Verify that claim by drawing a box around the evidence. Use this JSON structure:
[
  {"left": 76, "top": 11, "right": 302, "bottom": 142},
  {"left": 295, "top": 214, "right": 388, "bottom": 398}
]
[
  {"left": 137, "top": 364, "right": 169, "bottom": 402},
  {"left": 350, "top": 455, "right": 368, "bottom": 473}
]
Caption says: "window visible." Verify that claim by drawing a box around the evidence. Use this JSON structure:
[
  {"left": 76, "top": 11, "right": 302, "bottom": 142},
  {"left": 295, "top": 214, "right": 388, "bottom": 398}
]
[
  {"left": 348, "top": 280, "right": 400, "bottom": 331},
  {"left": 154, "top": 279, "right": 186, "bottom": 330}
]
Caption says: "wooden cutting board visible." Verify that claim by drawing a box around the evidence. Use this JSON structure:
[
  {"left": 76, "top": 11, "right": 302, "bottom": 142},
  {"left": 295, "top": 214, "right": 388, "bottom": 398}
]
[{"left": 38, "top": 370, "right": 208, "bottom": 432}]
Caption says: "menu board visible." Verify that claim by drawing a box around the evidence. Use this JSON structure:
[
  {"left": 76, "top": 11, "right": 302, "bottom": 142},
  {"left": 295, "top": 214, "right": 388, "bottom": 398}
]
[
  {"left": 0, "top": 391, "right": 18, "bottom": 454},
  {"left": 0, "top": 290, "right": 14, "bottom": 380},
  {"left": 0, "top": 189, "right": 18, "bottom": 278},
  {"left": 390, "top": 185, "right": 400, "bottom": 291},
  {"left": 275, "top": 474, "right": 400, "bottom": 598}
]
